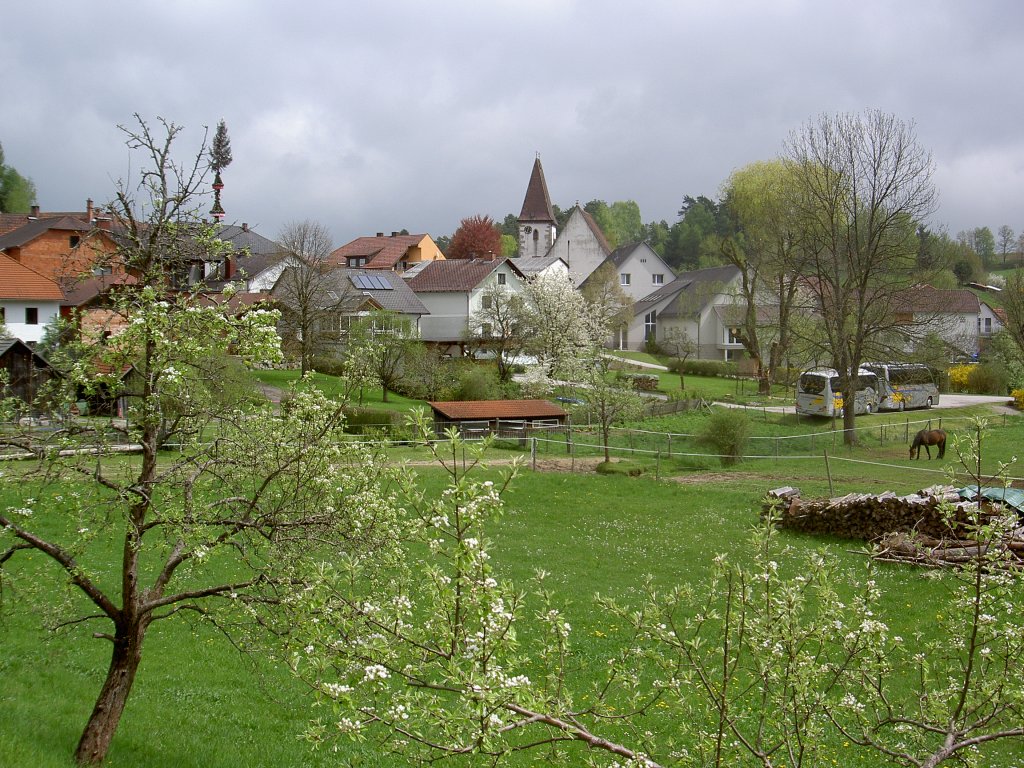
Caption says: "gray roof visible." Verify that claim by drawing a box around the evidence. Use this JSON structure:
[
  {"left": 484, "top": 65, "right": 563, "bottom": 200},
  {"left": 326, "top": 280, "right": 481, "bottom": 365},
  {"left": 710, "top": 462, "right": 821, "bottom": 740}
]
[
  {"left": 215, "top": 224, "right": 288, "bottom": 278},
  {"left": 514, "top": 253, "right": 566, "bottom": 275},
  {"left": 633, "top": 264, "right": 740, "bottom": 318},
  {"left": 327, "top": 268, "right": 429, "bottom": 316}
]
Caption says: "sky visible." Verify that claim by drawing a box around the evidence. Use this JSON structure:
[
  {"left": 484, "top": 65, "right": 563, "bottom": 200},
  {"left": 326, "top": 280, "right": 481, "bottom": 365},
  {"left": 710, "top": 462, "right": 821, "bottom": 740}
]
[{"left": 3, "top": 1, "right": 1023, "bottom": 248}]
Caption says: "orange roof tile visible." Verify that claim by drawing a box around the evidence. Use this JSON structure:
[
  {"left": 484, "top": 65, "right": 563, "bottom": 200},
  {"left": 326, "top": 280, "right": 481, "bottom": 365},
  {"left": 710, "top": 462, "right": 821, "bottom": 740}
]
[{"left": 0, "top": 254, "right": 65, "bottom": 300}]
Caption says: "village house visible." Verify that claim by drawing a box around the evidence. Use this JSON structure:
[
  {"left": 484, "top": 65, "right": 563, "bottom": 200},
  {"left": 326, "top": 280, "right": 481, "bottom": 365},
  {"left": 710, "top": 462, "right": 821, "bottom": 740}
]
[
  {"left": 627, "top": 264, "right": 743, "bottom": 356},
  {"left": 0, "top": 254, "right": 65, "bottom": 344},
  {"left": 405, "top": 257, "right": 526, "bottom": 354},
  {"left": 328, "top": 232, "right": 445, "bottom": 273}
]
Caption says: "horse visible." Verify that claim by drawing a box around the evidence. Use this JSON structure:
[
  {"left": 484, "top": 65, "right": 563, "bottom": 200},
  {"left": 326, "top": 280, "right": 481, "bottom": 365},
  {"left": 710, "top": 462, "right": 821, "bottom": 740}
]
[{"left": 909, "top": 428, "right": 946, "bottom": 460}]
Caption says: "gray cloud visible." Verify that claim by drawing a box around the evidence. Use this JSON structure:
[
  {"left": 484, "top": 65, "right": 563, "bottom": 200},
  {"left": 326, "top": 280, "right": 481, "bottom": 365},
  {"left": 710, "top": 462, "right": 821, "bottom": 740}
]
[{"left": 3, "top": 0, "right": 1023, "bottom": 245}]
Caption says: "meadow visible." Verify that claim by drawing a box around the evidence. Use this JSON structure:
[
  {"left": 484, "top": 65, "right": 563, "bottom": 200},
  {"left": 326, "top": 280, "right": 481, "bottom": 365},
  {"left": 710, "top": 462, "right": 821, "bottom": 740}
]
[{"left": 1, "top": 400, "right": 1023, "bottom": 766}]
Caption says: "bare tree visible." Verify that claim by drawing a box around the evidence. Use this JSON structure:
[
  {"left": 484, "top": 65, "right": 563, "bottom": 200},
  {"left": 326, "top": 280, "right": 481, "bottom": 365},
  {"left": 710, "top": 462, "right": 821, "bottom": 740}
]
[
  {"left": 659, "top": 326, "right": 697, "bottom": 389},
  {"left": 469, "top": 283, "right": 530, "bottom": 383},
  {"left": 1001, "top": 269, "right": 1024, "bottom": 363},
  {"left": 998, "top": 224, "right": 1015, "bottom": 266},
  {"left": 272, "top": 220, "right": 338, "bottom": 374},
  {"left": 785, "top": 110, "right": 938, "bottom": 443}
]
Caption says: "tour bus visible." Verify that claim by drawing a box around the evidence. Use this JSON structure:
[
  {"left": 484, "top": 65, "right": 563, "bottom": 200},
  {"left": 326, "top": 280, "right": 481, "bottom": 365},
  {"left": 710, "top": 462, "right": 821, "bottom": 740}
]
[
  {"left": 796, "top": 368, "right": 881, "bottom": 417},
  {"left": 860, "top": 362, "right": 939, "bottom": 411}
]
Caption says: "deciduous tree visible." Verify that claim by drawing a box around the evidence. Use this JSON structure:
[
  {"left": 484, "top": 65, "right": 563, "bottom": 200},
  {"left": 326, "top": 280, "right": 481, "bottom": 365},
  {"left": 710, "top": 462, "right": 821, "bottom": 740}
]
[
  {"left": 719, "top": 160, "right": 808, "bottom": 394},
  {"left": 0, "top": 116, "right": 399, "bottom": 767},
  {"left": 446, "top": 214, "right": 503, "bottom": 260},
  {"left": 469, "top": 283, "right": 530, "bottom": 383},
  {"left": 785, "top": 110, "right": 937, "bottom": 444},
  {"left": 272, "top": 220, "right": 338, "bottom": 374},
  {"left": 0, "top": 141, "right": 36, "bottom": 213}
]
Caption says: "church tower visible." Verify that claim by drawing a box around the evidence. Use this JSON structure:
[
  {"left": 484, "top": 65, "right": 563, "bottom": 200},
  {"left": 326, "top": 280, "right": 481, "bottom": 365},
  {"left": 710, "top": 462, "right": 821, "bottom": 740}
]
[{"left": 518, "top": 156, "right": 557, "bottom": 259}]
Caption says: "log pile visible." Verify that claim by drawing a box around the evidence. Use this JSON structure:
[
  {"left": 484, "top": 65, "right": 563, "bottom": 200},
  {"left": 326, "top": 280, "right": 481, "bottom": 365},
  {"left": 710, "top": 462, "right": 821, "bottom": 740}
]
[{"left": 764, "top": 485, "right": 1024, "bottom": 569}]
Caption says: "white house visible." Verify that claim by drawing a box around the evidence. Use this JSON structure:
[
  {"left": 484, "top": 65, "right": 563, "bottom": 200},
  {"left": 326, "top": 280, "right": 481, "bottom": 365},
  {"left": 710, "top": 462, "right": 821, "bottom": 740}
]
[
  {"left": 587, "top": 241, "right": 675, "bottom": 302},
  {"left": 405, "top": 258, "right": 527, "bottom": 352},
  {"left": 893, "top": 285, "right": 981, "bottom": 359},
  {"left": 626, "top": 264, "right": 743, "bottom": 356},
  {"left": 0, "top": 254, "right": 64, "bottom": 344}
]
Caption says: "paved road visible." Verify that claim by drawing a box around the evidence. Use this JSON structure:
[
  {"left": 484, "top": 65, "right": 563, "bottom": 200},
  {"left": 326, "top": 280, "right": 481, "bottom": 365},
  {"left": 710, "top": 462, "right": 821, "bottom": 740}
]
[{"left": 717, "top": 393, "right": 1016, "bottom": 415}]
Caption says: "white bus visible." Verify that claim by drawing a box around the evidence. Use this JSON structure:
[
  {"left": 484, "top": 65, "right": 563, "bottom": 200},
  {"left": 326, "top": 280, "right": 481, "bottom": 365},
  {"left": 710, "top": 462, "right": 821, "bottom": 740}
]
[
  {"left": 796, "top": 368, "right": 880, "bottom": 417},
  {"left": 861, "top": 362, "right": 939, "bottom": 411}
]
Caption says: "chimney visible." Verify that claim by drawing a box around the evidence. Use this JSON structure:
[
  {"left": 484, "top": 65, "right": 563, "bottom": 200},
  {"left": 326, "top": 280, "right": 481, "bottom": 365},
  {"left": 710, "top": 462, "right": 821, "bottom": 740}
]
[
  {"left": 86, "top": 198, "right": 94, "bottom": 224},
  {"left": 391, "top": 231, "right": 399, "bottom": 237},
  {"left": 30, "top": 205, "right": 40, "bottom": 218},
  {"left": 376, "top": 232, "right": 384, "bottom": 238},
  {"left": 242, "top": 222, "right": 249, "bottom": 232}
]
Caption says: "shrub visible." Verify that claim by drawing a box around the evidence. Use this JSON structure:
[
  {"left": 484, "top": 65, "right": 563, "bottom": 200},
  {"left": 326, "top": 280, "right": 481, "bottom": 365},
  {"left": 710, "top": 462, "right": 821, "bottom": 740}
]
[
  {"left": 947, "top": 364, "right": 974, "bottom": 392},
  {"left": 675, "top": 359, "right": 740, "bottom": 378},
  {"left": 1012, "top": 389, "right": 1024, "bottom": 409},
  {"left": 697, "top": 409, "right": 750, "bottom": 466},
  {"left": 451, "top": 363, "right": 502, "bottom": 401},
  {"left": 966, "top": 362, "right": 1009, "bottom": 395},
  {"left": 308, "top": 355, "right": 346, "bottom": 377}
]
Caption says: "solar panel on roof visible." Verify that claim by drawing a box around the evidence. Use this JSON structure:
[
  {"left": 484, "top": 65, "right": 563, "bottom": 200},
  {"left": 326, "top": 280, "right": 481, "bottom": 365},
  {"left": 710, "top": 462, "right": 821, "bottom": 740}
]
[{"left": 352, "top": 274, "right": 394, "bottom": 290}]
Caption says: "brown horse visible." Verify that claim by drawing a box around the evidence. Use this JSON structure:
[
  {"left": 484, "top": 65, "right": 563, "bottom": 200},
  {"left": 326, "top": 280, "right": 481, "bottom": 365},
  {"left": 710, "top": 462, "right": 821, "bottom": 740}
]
[{"left": 909, "top": 428, "right": 946, "bottom": 460}]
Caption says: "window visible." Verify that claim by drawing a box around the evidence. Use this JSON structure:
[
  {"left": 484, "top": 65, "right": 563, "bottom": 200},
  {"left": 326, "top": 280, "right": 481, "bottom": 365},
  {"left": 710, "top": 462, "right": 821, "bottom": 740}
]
[
  {"left": 347, "top": 256, "right": 367, "bottom": 268},
  {"left": 69, "top": 235, "right": 81, "bottom": 248},
  {"left": 620, "top": 273, "right": 631, "bottom": 286},
  {"left": 644, "top": 310, "right": 656, "bottom": 340},
  {"left": 727, "top": 327, "right": 742, "bottom": 344},
  {"left": 92, "top": 264, "right": 112, "bottom": 276},
  {"left": 481, "top": 323, "right": 493, "bottom": 337},
  {"left": 482, "top": 295, "right": 493, "bottom": 309},
  {"left": 652, "top": 274, "right": 664, "bottom": 285},
  {"left": 0, "top": 307, "right": 5, "bottom": 323},
  {"left": 497, "top": 273, "right": 506, "bottom": 285},
  {"left": 984, "top": 317, "right": 992, "bottom": 333},
  {"left": 25, "top": 307, "right": 39, "bottom": 325}
]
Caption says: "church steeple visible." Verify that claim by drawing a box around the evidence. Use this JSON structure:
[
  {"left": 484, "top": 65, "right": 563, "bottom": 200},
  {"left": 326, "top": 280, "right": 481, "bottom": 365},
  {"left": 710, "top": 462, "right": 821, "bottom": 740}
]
[{"left": 518, "top": 155, "right": 557, "bottom": 259}]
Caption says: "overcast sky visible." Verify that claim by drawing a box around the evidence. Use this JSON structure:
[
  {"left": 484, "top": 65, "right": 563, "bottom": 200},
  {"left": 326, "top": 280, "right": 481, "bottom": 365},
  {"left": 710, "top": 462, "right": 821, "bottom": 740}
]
[{"left": 3, "top": 1, "right": 1023, "bottom": 247}]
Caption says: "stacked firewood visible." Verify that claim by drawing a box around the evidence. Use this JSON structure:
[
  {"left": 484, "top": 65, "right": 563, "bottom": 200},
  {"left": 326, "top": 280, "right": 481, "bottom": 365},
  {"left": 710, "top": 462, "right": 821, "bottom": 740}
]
[{"left": 764, "top": 485, "right": 1024, "bottom": 568}]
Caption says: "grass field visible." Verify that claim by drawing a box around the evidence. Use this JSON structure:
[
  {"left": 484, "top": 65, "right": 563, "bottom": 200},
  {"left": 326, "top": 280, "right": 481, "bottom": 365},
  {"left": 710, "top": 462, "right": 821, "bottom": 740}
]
[{"left": 1, "top": 402, "right": 1023, "bottom": 766}]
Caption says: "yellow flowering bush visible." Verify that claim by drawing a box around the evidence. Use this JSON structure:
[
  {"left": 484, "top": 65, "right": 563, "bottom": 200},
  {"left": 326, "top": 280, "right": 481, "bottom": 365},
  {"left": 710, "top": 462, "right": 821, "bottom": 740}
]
[
  {"left": 1012, "top": 389, "right": 1024, "bottom": 409},
  {"left": 947, "top": 364, "right": 974, "bottom": 392}
]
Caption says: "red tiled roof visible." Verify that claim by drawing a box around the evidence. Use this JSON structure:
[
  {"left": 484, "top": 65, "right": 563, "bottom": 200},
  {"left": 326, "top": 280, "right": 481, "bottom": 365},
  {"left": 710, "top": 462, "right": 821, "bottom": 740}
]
[
  {"left": 328, "top": 234, "right": 430, "bottom": 269},
  {"left": 0, "top": 254, "right": 65, "bottom": 300},
  {"left": 406, "top": 258, "right": 522, "bottom": 292},
  {"left": 429, "top": 399, "right": 567, "bottom": 420},
  {"left": 895, "top": 285, "right": 980, "bottom": 315}
]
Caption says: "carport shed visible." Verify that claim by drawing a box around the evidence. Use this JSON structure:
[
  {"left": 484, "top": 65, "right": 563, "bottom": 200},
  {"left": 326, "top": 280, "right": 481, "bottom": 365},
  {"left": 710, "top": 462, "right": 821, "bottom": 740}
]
[{"left": 428, "top": 399, "right": 568, "bottom": 440}]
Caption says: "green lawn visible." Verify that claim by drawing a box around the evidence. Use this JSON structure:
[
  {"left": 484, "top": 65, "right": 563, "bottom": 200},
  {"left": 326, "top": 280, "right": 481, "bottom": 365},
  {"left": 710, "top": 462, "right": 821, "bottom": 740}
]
[
  {"left": 2, "top": 405, "right": 1024, "bottom": 766},
  {"left": 252, "top": 368, "right": 427, "bottom": 412}
]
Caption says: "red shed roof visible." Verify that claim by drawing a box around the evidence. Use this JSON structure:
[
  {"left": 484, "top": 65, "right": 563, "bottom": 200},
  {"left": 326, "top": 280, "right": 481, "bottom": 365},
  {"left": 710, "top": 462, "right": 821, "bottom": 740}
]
[{"left": 429, "top": 399, "right": 567, "bottom": 420}]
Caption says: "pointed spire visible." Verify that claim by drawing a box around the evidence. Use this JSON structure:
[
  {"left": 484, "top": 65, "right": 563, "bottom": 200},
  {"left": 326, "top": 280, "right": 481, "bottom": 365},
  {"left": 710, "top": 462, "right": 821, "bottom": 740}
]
[{"left": 518, "top": 156, "right": 556, "bottom": 224}]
